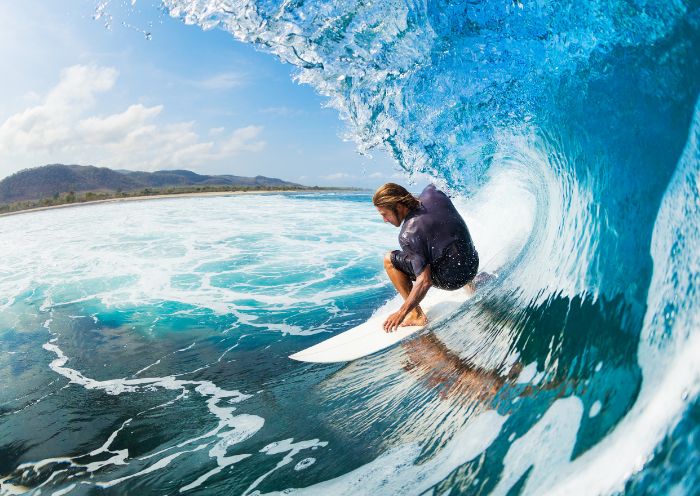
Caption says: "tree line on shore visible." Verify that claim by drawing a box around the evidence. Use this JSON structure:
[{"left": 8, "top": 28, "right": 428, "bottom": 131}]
[{"left": 0, "top": 184, "right": 352, "bottom": 215}]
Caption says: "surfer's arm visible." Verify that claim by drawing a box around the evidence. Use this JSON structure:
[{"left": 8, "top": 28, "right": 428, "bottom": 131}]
[{"left": 384, "top": 266, "right": 432, "bottom": 331}]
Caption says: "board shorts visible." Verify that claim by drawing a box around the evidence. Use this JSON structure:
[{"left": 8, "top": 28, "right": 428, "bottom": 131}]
[{"left": 390, "top": 240, "right": 479, "bottom": 290}]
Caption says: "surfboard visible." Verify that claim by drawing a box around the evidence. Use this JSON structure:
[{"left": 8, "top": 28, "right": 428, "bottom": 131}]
[{"left": 289, "top": 287, "right": 473, "bottom": 363}]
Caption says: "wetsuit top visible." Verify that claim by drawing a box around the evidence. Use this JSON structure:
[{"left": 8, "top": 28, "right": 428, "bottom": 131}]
[{"left": 398, "top": 184, "right": 475, "bottom": 277}]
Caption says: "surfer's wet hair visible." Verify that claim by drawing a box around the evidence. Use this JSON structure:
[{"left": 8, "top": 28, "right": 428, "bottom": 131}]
[{"left": 373, "top": 183, "right": 420, "bottom": 212}]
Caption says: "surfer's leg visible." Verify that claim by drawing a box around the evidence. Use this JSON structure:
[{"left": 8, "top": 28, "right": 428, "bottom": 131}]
[
  {"left": 463, "top": 281, "right": 477, "bottom": 297},
  {"left": 384, "top": 252, "right": 427, "bottom": 325}
]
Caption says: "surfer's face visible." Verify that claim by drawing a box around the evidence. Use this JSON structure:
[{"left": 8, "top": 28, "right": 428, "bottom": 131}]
[{"left": 376, "top": 206, "right": 402, "bottom": 227}]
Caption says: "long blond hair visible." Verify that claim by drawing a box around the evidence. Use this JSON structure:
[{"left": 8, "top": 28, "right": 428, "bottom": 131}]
[{"left": 372, "top": 183, "right": 420, "bottom": 212}]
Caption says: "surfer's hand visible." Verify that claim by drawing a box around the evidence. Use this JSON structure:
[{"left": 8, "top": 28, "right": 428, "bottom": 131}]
[{"left": 383, "top": 311, "right": 404, "bottom": 332}]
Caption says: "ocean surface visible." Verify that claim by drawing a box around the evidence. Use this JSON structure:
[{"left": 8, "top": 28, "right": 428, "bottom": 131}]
[{"left": 2, "top": 0, "right": 700, "bottom": 494}]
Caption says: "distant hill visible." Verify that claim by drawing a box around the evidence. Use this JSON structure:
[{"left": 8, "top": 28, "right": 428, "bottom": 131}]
[{"left": 0, "top": 164, "right": 304, "bottom": 204}]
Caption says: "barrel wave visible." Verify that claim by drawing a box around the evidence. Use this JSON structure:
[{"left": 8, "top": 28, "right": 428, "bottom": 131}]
[
  {"left": 162, "top": 1, "right": 700, "bottom": 492},
  {"left": 1, "top": 1, "right": 698, "bottom": 494}
]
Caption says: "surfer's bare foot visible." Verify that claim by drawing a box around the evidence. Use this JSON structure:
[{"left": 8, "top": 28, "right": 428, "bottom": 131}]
[{"left": 400, "top": 310, "right": 427, "bottom": 327}]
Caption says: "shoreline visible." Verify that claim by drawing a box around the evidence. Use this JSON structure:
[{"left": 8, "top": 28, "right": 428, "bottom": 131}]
[{"left": 0, "top": 189, "right": 365, "bottom": 218}]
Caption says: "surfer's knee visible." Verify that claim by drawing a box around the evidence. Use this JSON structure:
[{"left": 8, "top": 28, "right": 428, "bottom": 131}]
[{"left": 384, "top": 251, "right": 394, "bottom": 270}]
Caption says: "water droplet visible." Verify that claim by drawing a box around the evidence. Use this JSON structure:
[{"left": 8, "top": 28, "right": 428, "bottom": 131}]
[{"left": 145, "top": 32, "right": 152, "bottom": 41}]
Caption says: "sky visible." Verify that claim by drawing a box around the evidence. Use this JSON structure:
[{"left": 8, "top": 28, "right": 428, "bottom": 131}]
[{"left": 0, "top": 1, "right": 423, "bottom": 189}]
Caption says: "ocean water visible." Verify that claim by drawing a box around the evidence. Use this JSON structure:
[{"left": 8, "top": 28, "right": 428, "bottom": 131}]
[{"left": 2, "top": 0, "right": 700, "bottom": 494}]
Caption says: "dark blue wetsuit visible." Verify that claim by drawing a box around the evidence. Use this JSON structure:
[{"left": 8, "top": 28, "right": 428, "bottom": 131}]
[{"left": 390, "top": 184, "right": 479, "bottom": 290}]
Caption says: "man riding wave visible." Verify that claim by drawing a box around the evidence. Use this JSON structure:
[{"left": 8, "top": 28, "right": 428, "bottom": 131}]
[{"left": 374, "top": 183, "right": 480, "bottom": 332}]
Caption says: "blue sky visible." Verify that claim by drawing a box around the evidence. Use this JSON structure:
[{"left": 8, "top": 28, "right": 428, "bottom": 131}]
[{"left": 0, "top": 1, "right": 415, "bottom": 188}]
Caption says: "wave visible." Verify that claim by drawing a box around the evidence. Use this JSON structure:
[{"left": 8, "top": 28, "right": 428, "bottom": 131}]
[
  {"left": 2, "top": 1, "right": 694, "bottom": 493},
  {"left": 155, "top": 0, "right": 700, "bottom": 493}
]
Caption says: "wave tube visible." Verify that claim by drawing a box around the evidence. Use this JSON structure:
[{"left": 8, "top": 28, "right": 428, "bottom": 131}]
[{"left": 90, "top": 1, "right": 700, "bottom": 494}]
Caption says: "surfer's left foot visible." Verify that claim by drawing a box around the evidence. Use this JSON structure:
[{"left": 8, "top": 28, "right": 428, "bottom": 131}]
[{"left": 401, "top": 312, "right": 427, "bottom": 327}]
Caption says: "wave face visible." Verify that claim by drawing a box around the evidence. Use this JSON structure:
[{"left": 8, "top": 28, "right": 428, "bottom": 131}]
[
  {"left": 1, "top": 1, "right": 698, "bottom": 494},
  {"left": 159, "top": 1, "right": 700, "bottom": 492}
]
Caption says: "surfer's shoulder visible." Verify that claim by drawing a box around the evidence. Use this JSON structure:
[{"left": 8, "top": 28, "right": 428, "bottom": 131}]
[
  {"left": 420, "top": 183, "right": 450, "bottom": 203},
  {"left": 419, "top": 183, "right": 438, "bottom": 198}
]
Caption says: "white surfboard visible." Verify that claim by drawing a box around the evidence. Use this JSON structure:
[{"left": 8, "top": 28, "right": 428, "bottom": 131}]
[{"left": 289, "top": 287, "right": 472, "bottom": 363}]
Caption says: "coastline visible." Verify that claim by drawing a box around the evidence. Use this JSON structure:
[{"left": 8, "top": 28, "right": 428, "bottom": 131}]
[{"left": 0, "top": 189, "right": 364, "bottom": 218}]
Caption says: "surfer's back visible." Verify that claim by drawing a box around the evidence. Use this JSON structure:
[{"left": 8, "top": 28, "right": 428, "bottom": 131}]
[{"left": 400, "top": 184, "right": 473, "bottom": 264}]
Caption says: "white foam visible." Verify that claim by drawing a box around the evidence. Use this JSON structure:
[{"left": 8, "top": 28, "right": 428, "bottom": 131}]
[
  {"left": 244, "top": 438, "right": 330, "bottom": 495},
  {"left": 133, "top": 358, "right": 161, "bottom": 376},
  {"left": 453, "top": 164, "right": 536, "bottom": 275},
  {"left": 294, "top": 458, "right": 316, "bottom": 471},
  {"left": 27, "top": 321, "right": 266, "bottom": 491},
  {"left": 178, "top": 342, "right": 196, "bottom": 352},
  {"left": 98, "top": 444, "right": 209, "bottom": 488},
  {"left": 0, "top": 194, "right": 396, "bottom": 338},
  {"left": 3, "top": 418, "right": 133, "bottom": 494},
  {"left": 515, "top": 362, "right": 538, "bottom": 384},
  {"left": 491, "top": 396, "right": 583, "bottom": 495},
  {"left": 589, "top": 401, "right": 602, "bottom": 418}
]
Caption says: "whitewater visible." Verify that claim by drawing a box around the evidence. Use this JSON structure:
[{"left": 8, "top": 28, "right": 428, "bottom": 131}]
[{"left": 1, "top": 0, "right": 699, "bottom": 494}]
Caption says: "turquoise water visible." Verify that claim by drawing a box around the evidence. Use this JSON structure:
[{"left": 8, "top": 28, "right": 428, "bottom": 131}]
[
  {"left": 0, "top": 193, "right": 398, "bottom": 493},
  {"left": 2, "top": 0, "right": 700, "bottom": 493}
]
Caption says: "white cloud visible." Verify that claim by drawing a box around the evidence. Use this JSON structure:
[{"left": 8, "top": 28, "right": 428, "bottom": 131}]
[
  {"left": 369, "top": 171, "right": 385, "bottom": 178},
  {"left": 78, "top": 104, "right": 164, "bottom": 143},
  {"left": 219, "top": 126, "right": 266, "bottom": 154},
  {"left": 0, "top": 65, "right": 118, "bottom": 153},
  {"left": 0, "top": 64, "right": 266, "bottom": 176}
]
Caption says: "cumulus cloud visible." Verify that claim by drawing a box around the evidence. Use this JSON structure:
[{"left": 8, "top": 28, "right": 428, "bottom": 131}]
[
  {"left": 0, "top": 64, "right": 265, "bottom": 175},
  {"left": 0, "top": 65, "right": 118, "bottom": 153},
  {"left": 219, "top": 126, "right": 266, "bottom": 154},
  {"left": 77, "top": 104, "right": 164, "bottom": 143}
]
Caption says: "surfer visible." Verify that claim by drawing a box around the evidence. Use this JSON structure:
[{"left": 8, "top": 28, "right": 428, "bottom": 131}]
[{"left": 374, "top": 183, "right": 480, "bottom": 332}]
